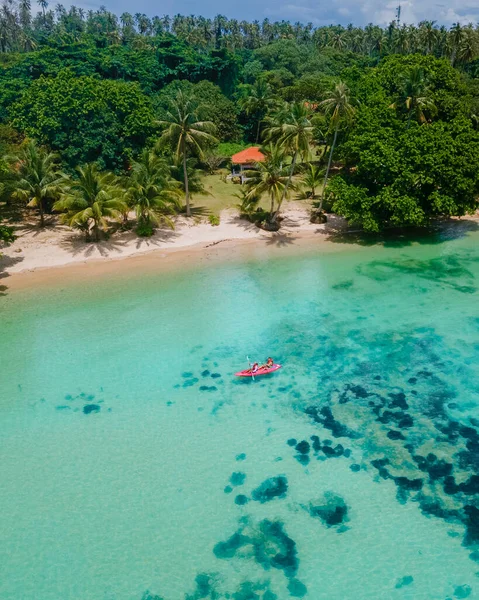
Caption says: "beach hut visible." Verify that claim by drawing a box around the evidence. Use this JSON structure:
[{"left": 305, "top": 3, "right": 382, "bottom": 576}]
[{"left": 230, "top": 147, "right": 265, "bottom": 183}]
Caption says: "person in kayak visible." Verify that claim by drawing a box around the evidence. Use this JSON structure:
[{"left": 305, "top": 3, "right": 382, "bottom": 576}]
[
  {"left": 259, "top": 357, "right": 274, "bottom": 370},
  {"left": 248, "top": 362, "right": 259, "bottom": 374}
]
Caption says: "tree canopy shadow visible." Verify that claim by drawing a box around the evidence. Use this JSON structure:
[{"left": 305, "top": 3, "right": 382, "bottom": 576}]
[
  {"left": 263, "top": 232, "right": 298, "bottom": 247},
  {"left": 0, "top": 252, "right": 24, "bottom": 296},
  {"left": 58, "top": 233, "right": 131, "bottom": 258},
  {"left": 320, "top": 215, "right": 479, "bottom": 248}
]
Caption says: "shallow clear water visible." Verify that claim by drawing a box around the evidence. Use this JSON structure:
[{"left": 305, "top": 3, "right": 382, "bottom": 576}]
[{"left": 1, "top": 227, "right": 479, "bottom": 600}]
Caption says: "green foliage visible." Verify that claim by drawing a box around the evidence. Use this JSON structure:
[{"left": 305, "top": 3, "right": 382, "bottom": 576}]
[
  {"left": 208, "top": 214, "right": 220, "bottom": 226},
  {"left": 0, "top": 225, "right": 15, "bottom": 244},
  {"left": 0, "top": 6, "right": 478, "bottom": 237},
  {"left": 216, "top": 142, "right": 245, "bottom": 157},
  {"left": 157, "top": 89, "right": 216, "bottom": 216},
  {"left": 156, "top": 80, "right": 240, "bottom": 142},
  {"left": 331, "top": 117, "right": 479, "bottom": 231},
  {"left": 136, "top": 221, "right": 155, "bottom": 237},
  {"left": 54, "top": 163, "right": 126, "bottom": 240},
  {"left": 10, "top": 139, "right": 66, "bottom": 226},
  {"left": 10, "top": 70, "right": 156, "bottom": 170},
  {"left": 127, "top": 149, "right": 180, "bottom": 230}
]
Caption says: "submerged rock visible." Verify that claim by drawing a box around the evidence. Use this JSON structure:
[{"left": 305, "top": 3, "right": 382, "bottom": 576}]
[
  {"left": 295, "top": 440, "right": 310, "bottom": 454},
  {"left": 287, "top": 578, "right": 308, "bottom": 597},
  {"left": 234, "top": 494, "right": 249, "bottom": 506},
  {"left": 230, "top": 472, "right": 246, "bottom": 486},
  {"left": 252, "top": 476, "right": 288, "bottom": 503},
  {"left": 308, "top": 492, "right": 349, "bottom": 528},
  {"left": 395, "top": 575, "right": 414, "bottom": 589},
  {"left": 83, "top": 404, "right": 100, "bottom": 414}
]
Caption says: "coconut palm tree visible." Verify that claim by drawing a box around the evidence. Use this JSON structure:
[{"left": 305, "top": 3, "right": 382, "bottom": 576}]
[
  {"left": 301, "top": 163, "right": 324, "bottom": 199},
  {"left": 10, "top": 140, "right": 65, "bottom": 227},
  {"left": 390, "top": 67, "right": 437, "bottom": 127},
  {"left": 265, "top": 101, "right": 314, "bottom": 211},
  {"left": 157, "top": 90, "right": 217, "bottom": 217},
  {"left": 127, "top": 150, "right": 181, "bottom": 232},
  {"left": 318, "top": 82, "right": 356, "bottom": 212},
  {"left": 54, "top": 163, "right": 126, "bottom": 242},
  {"left": 245, "top": 144, "right": 291, "bottom": 224},
  {"left": 239, "top": 79, "right": 276, "bottom": 143}
]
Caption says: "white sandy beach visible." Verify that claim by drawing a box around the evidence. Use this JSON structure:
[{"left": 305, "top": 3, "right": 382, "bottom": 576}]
[{"left": 0, "top": 202, "right": 341, "bottom": 276}]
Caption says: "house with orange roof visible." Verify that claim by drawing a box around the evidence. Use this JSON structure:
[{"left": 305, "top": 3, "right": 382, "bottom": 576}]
[{"left": 229, "top": 146, "right": 265, "bottom": 184}]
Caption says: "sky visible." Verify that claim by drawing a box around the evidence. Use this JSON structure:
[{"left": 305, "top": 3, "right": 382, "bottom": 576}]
[{"left": 41, "top": 0, "right": 479, "bottom": 27}]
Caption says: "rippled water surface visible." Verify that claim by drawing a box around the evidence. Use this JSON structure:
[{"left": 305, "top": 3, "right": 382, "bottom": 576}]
[{"left": 1, "top": 227, "right": 479, "bottom": 600}]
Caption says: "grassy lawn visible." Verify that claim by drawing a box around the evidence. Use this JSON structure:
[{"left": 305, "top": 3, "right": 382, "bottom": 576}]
[
  {"left": 193, "top": 170, "right": 240, "bottom": 215},
  {"left": 191, "top": 169, "right": 311, "bottom": 216}
]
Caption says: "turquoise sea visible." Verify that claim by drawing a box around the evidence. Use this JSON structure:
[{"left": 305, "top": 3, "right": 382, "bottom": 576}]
[{"left": 1, "top": 225, "right": 479, "bottom": 600}]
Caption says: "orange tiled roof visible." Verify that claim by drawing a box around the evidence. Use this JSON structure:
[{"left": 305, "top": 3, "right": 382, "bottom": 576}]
[{"left": 231, "top": 147, "right": 265, "bottom": 164}]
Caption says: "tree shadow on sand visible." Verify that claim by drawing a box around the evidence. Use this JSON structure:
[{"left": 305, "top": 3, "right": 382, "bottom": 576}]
[
  {"left": 320, "top": 215, "right": 479, "bottom": 248},
  {"left": 263, "top": 232, "right": 298, "bottom": 247},
  {"left": 0, "top": 253, "right": 24, "bottom": 296}
]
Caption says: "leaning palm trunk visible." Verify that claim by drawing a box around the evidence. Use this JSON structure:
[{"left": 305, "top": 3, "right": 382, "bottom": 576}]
[
  {"left": 182, "top": 145, "right": 191, "bottom": 217},
  {"left": 318, "top": 127, "right": 338, "bottom": 213},
  {"left": 272, "top": 150, "right": 297, "bottom": 223},
  {"left": 37, "top": 196, "right": 45, "bottom": 227},
  {"left": 269, "top": 190, "right": 275, "bottom": 217}
]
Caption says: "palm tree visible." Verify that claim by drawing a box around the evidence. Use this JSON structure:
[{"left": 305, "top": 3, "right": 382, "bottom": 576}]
[
  {"left": 245, "top": 144, "right": 291, "bottom": 224},
  {"left": 157, "top": 90, "right": 216, "bottom": 217},
  {"left": 54, "top": 164, "right": 126, "bottom": 242},
  {"left": 390, "top": 67, "right": 437, "bottom": 127},
  {"left": 127, "top": 150, "right": 180, "bottom": 231},
  {"left": 301, "top": 163, "right": 324, "bottom": 199},
  {"left": 447, "top": 23, "right": 464, "bottom": 65},
  {"left": 10, "top": 140, "right": 65, "bottom": 227},
  {"left": 318, "top": 82, "right": 356, "bottom": 212},
  {"left": 239, "top": 79, "right": 276, "bottom": 143},
  {"left": 418, "top": 20, "right": 438, "bottom": 54},
  {"left": 265, "top": 102, "right": 314, "bottom": 215}
]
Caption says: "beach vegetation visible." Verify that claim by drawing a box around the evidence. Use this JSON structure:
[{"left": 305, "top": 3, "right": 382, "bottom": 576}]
[
  {"left": 127, "top": 150, "right": 180, "bottom": 232},
  {"left": 157, "top": 89, "right": 217, "bottom": 217},
  {"left": 0, "top": 6, "right": 478, "bottom": 238},
  {"left": 54, "top": 163, "right": 126, "bottom": 241},
  {"left": 9, "top": 139, "right": 66, "bottom": 227}
]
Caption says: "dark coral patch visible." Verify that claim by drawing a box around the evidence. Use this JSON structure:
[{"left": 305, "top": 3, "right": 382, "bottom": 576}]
[
  {"left": 295, "top": 441, "right": 310, "bottom": 454},
  {"left": 287, "top": 578, "right": 308, "bottom": 597},
  {"left": 309, "top": 492, "right": 349, "bottom": 528},
  {"left": 199, "top": 385, "right": 217, "bottom": 392},
  {"left": 305, "top": 405, "right": 360, "bottom": 439},
  {"left": 387, "top": 430, "right": 405, "bottom": 440},
  {"left": 83, "top": 404, "right": 100, "bottom": 414},
  {"left": 395, "top": 575, "right": 414, "bottom": 589},
  {"left": 211, "top": 373, "right": 222, "bottom": 379},
  {"left": 183, "top": 378, "right": 199, "bottom": 388},
  {"left": 235, "top": 453, "right": 246, "bottom": 461},
  {"left": 201, "top": 370, "right": 210, "bottom": 377},
  {"left": 230, "top": 472, "right": 246, "bottom": 486},
  {"left": 234, "top": 494, "right": 249, "bottom": 506},
  {"left": 213, "top": 518, "right": 299, "bottom": 578},
  {"left": 252, "top": 476, "right": 288, "bottom": 503},
  {"left": 287, "top": 438, "right": 297, "bottom": 447}
]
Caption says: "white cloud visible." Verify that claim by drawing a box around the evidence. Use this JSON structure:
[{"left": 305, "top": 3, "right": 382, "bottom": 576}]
[{"left": 264, "top": 0, "right": 479, "bottom": 26}]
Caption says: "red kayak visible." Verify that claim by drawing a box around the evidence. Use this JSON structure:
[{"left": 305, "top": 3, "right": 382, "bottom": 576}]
[{"left": 235, "top": 364, "right": 282, "bottom": 377}]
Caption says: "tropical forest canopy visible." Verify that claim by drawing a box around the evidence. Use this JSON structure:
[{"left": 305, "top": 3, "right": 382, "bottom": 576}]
[{"left": 0, "top": 1, "right": 479, "bottom": 235}]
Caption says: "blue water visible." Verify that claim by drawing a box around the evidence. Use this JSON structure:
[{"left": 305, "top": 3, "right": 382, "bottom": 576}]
[{"left": 1, "top": 226, "right": 478, "bottom": 599}]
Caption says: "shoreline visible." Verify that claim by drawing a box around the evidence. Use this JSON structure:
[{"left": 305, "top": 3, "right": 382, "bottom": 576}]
[
  {"left": 0, "top": 203, "right": 348, "bottom": 290},
  {"left": 2, "top": 204, "right": 478, "bottom": 292}
]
